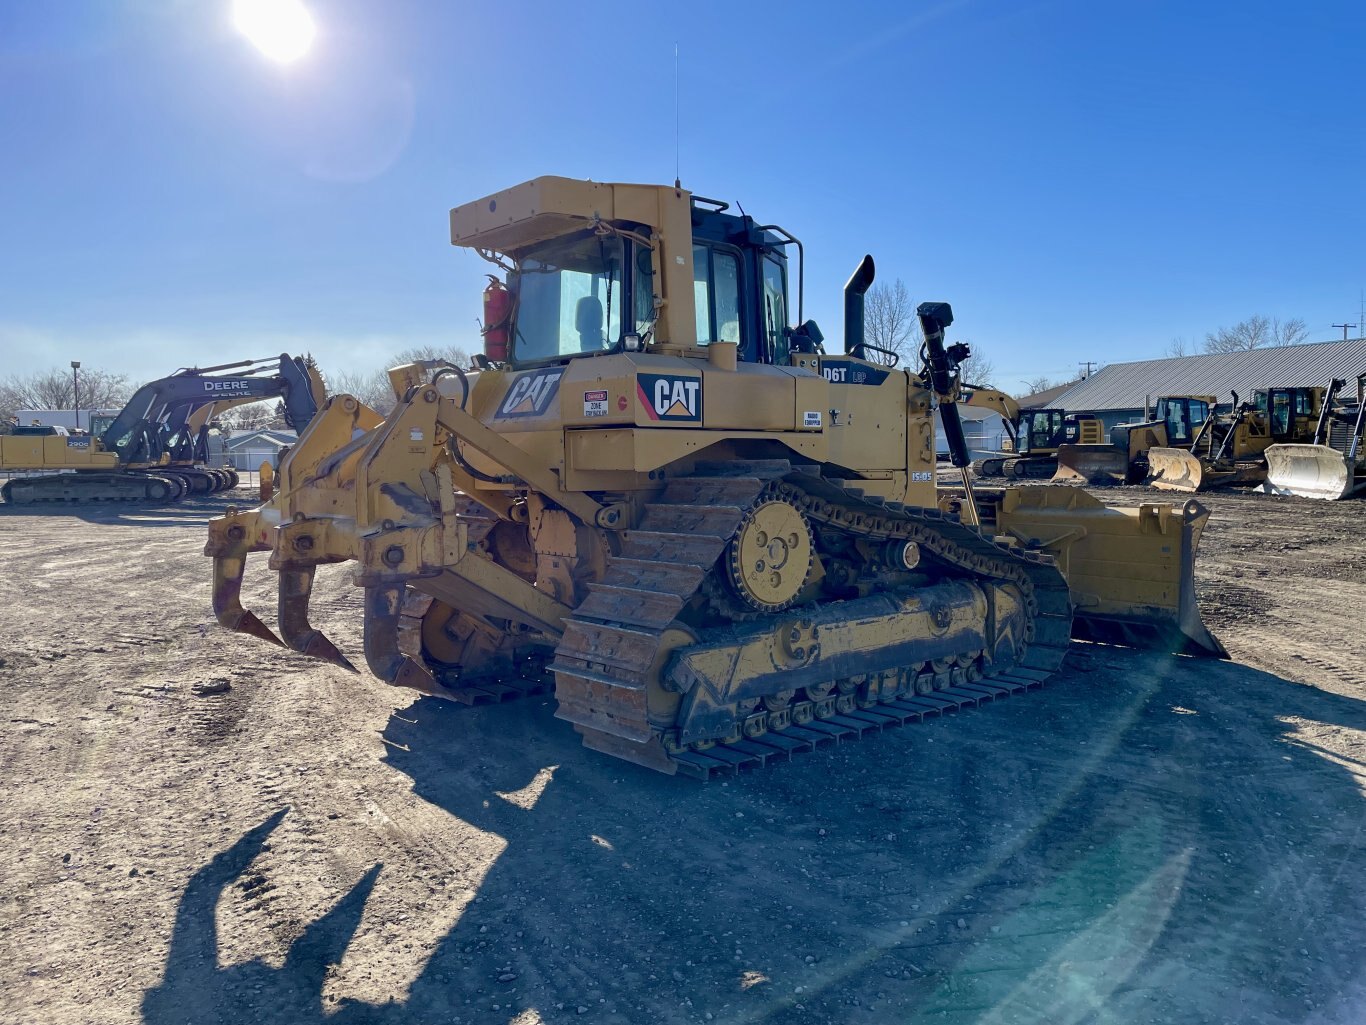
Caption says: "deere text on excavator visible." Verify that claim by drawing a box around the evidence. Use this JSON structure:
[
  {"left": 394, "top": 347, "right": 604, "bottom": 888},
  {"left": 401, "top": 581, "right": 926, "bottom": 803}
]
[{"left": 207, "top": 177, "right": 1224, "bottom": 777}]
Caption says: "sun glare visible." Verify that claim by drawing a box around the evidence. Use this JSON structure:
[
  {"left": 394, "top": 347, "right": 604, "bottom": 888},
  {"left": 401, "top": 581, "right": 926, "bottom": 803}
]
[{"left": 232, "top": 0, "right": 316, "bottom": 64}]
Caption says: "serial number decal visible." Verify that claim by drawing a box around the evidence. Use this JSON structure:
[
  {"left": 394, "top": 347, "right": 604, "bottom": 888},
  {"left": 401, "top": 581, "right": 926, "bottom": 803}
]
[
  {"left": 583, "top": 389, "right": 609, "bottom": 418},
  {"left": 911, "top": 471, "right": 934, "bottom": 482},
  {"left": 496, "top": 367, "right": 565, "bottom": 419},
  {"left": 637, "top": 373, "right": 702, "bottom": 422},
  {"left": 819, "top": 360, "right": 890, "bottom": 386}
]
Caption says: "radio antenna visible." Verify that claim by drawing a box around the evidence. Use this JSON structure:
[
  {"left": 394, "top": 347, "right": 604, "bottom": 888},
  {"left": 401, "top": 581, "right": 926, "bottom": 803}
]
[{"left": 674, "top": 42, "right": 681, "bottom": 189}]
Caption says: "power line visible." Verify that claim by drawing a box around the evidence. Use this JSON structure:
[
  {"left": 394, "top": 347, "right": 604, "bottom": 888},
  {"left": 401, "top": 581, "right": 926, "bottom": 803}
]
[{"left": 1078, "top": 361, "right": 1098, "bottom": 378}]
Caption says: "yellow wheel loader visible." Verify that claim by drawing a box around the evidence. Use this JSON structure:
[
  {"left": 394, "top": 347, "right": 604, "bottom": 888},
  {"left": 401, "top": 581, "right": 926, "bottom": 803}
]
[
  {"left": 969, "top": 403, "right": 1105, "bottom": 479},
  {"left": 1052, "top": 395, "right": 1214, "bottom": 485},
  {"left": 1146, "top": 384, "right": 1338, "bottom": 492},
  {"left": 1264, "top": 376, "right": 1366, "bottom": 500},
  {"left": 206, "top": 177, "right": 1224, "bottom": 777}
]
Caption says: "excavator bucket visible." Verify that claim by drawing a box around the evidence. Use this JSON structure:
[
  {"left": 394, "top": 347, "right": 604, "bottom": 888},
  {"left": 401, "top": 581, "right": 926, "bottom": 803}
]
[
  {"left": 992, "top": 486, "right": 1226, "bottom": 657},
  {"left": 1052, "top": 443, "right": 1129, "bottom": 485},
  {"left": 1264, "top": 444, "right": 1364, "bottom": 501}
]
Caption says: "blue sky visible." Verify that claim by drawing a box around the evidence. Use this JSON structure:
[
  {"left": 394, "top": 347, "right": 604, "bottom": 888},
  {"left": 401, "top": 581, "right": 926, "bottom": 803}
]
[{"left": 1, "top": 0, "right": 1363, "bottom": 392}]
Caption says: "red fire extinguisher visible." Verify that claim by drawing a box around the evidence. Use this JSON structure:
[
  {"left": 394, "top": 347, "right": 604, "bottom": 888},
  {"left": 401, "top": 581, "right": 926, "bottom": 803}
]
[{"left": 482, "top": 275, "right": 512, "bottom": 362}]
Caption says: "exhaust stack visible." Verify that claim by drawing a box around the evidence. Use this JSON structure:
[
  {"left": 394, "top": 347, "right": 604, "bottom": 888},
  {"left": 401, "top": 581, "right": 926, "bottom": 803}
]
[{"left": 843, "top": 255, "right": 876, "bottom": 355}]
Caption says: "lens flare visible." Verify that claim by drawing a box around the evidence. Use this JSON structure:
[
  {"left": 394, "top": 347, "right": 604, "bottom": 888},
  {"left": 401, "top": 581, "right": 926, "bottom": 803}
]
[{"left": 232, "top": 0, "right": 316, "bottom": 64}]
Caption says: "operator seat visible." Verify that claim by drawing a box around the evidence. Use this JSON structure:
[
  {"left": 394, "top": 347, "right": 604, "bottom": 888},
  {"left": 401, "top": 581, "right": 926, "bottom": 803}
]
[{"left": 576, "top": 296, "right": 604, "bottom": 350}]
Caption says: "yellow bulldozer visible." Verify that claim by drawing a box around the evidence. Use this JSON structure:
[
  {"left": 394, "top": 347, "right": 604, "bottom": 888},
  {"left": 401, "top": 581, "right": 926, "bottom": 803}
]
[
  {"left": 1264, "top": 375, "right": 1366, "bottom": 500},
  {"left": 1146, "top": 384, "right": 1339, "bottom": 492},
  {"left": 1052, "top": 395, "right": 1214, "bottom": 485},
  {"left": 206, "top": 177, "right": 1223, "bottom": 777}
]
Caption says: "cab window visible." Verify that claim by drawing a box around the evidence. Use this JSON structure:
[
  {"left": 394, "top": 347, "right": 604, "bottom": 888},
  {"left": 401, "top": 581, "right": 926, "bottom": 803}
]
[
  {"left": 692, "top": 245, "right": 741, "bottom": 346},
  {"left": 761, "top": 256, "right": 787, "bottom": 364}
]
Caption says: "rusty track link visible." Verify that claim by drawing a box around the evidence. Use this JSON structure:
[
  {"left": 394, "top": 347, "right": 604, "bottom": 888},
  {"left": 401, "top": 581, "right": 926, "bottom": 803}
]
[{"left": 551, "top": 462, "right": 1075, "bottom": 778}]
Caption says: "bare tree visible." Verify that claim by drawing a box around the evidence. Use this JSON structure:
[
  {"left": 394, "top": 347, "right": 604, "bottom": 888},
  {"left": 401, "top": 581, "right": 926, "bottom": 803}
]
[
  {"left": 1023, "top": 375, "right": 1055, "bottom": 396},
  {"left": 328, "top": 368, "right": 397, "bottom": 415},
  {"left": 864, "top": 279, "right": 921, "bottom": 365},
  {"left": 214, "top": 401, "right": 279, "bottom": 431},
  {"left": 960, "top": 344, "right": 997, "bottom": 388},
  {"left": 389, "top": 344, "right": 473, "bottom": 368},
  {"left": 1165, "top": 336, "right": 1192, "bottom": 358},
  {"left": 1272, "top": 317, "right": 1309, "bottom": 346},
  {"left": 0, "top": 366, "right": 132, "bottom": 423},
  {"left": 1204, "top": 315, "right": 1309, "bottom": 354}
]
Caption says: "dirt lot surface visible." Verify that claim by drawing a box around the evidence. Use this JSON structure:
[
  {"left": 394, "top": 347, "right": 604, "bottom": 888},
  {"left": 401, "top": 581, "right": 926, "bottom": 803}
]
[{"left": 3, "top": 485, "right": 1365, "bottom": 1025}]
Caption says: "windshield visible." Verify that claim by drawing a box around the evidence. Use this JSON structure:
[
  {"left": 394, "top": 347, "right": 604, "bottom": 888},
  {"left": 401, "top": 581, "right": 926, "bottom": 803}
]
[{"left": 512, "top": 233, "right": 625, "bottom": 363}]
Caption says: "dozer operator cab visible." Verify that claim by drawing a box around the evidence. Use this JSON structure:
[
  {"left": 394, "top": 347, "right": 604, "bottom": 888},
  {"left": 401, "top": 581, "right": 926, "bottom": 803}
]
[
  {"left": 1252, "top": 388, "right": 1317, "bottom": 440},
  {"left": 492, "top": 192, "right": 802, "bottom": 369},
  {"left": 1147, "top": 395, "right": 1212, "bottom": 447}
]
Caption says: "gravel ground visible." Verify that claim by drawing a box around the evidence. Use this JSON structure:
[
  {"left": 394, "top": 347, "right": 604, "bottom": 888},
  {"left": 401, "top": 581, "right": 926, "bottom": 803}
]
[{"left": 1, "top": 484, "right": 1364, "bottom": 1025}]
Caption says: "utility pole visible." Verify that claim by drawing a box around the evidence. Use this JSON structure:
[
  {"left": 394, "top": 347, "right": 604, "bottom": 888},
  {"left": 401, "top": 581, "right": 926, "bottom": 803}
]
[
  {"left": 1332, "top": 323, "right": 1356, "bottom": 341},
  {"left": 70, "top": 360, "right": 81, "bottom": 431},
  {"left": 1078, "top": 361, "right": 1097, "bottom": 379}
]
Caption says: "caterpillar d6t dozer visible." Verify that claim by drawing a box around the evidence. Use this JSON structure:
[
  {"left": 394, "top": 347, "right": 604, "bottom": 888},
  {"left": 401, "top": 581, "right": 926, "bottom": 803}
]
[
  {"left": 1147, "top": 384, "right": 1339, "bottom": 492},
  {"left": 1264, "top": 376, "right": 1366, "bottom": 500},
  {"left": 206, "top": 177, "right": 1224, "bottom": 777},
  {"left": 1053, "top": 395, "right": 1214, "bottom": 485}
]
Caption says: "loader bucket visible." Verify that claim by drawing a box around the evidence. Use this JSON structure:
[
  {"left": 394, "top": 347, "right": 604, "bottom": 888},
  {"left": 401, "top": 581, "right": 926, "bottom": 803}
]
[
  {"left": 1264, "top": 444, "right": 1362, "bottom": 501},
  {"left": 994, "top": 486, "right": 1226, "bottom": 658},
  {"left": 1052, "top": 444, "right": 1130, "bottom": 485}
]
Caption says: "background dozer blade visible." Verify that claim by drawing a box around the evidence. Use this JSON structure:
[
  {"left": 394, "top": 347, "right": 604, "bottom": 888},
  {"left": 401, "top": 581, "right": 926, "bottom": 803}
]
[
  {"left": 1264, "top": 444, "right": 1361, "bottom": 501},
  {"left": 994, "top": 487, "right": 1227, "bottom": 657},
  {"left": 1052, "top": 444, "right": 1129, "bottom": 485},
  {"left": 1145, "top": 447, "right": 1208, "bottom": 492}
]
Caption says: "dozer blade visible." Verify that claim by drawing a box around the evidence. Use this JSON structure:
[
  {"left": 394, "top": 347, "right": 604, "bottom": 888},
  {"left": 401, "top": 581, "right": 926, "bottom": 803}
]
[
  {"left": 1264, "top": 444, "right": 1363, "bottom": 501},
  {"left": 1145, "top": 447, "right": 1208, "bottom": 492},
  {"left": 995, "top": 487, "right": 1226, "bottom": 658},
  {"left": 1052, "top": 444, "right": 1129, "bottom": 485},
  {"left": 278, "top": 567, "right": 358, "bottom": 672},
  {"left": 211, "top": 551, "right": 284, "bottom": 647}
]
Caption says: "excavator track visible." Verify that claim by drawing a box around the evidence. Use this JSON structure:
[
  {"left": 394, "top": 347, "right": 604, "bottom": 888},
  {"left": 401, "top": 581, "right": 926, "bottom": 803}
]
[
  {"left": 0, "top": 470, "right": 185, "bottom": 505},
  {"left": 551, "top": 462, "right": 1073, "bottom": 778}
]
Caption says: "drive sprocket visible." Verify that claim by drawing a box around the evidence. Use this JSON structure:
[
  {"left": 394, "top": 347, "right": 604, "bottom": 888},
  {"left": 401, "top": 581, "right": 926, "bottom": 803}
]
[{"left": 725, "top": 494, "right": 814, "bottom": 613}]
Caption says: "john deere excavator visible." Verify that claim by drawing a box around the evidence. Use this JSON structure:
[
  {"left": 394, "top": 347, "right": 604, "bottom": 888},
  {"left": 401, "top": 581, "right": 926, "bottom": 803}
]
[
  {"left": 1146, "top": 384, "right": 1339, "bottom": 492},
  {"left": 1264, "top": 375, "right": 1366, "bottom": 500},
  {"left": 1053, "top": 395, "right": 1214, "bottom": 485},
  {"left": 0, "top": 355, "right": 323, "bottom": 505},
  {"left": 970, "top": 403, "right": 1105, "bottom": 479},
  {"left": 206, "top": 176, "right": 1223, "bottom": 778}
]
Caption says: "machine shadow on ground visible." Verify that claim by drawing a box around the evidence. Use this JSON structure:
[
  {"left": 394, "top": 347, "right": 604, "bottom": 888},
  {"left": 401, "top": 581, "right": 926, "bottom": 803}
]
[
  {"left": 142, "top": 650, "right": 1366, "bottom": 1025},
  {"left": 0, "top": 493, "right": 247, "bottom": 527}
]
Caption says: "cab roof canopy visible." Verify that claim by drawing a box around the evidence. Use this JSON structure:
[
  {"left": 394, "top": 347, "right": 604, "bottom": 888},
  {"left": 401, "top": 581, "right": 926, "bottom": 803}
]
[{"left": 449, "top": 176, "right": 689, "bottom": 256}]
